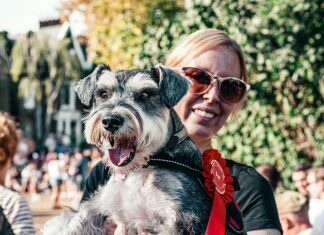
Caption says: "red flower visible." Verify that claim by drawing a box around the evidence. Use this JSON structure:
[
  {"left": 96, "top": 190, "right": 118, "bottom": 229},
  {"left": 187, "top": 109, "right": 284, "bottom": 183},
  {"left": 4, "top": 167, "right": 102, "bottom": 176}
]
[{"left": 202, "top": 149, "right": 234, "bottom": 204}]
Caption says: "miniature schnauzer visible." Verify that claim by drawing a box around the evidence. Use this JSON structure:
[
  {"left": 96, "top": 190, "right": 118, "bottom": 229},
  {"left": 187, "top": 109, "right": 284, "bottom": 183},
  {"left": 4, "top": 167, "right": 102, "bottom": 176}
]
[{"left": 41, "top": 64, "right": 211, "bottom": 235}]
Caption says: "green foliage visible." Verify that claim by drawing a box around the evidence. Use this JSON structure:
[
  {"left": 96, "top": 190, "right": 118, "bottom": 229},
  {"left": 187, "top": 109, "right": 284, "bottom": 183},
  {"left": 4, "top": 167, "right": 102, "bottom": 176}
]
[
  {"left": 136, "top": 0, "right": 324, "bottom": 189},
  {"left": 10, "top": 33, "right": 81, "bottom": 103}
]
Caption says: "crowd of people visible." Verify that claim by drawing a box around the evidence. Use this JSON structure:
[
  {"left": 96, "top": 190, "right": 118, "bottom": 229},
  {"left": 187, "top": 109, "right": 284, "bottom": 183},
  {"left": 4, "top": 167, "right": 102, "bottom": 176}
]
[
  {"left": 4, "top": 133, "right": 103, "bottom": 210},
  {"left": 256, "top": 163, "right": 324, "bottom": 235},
  {"left": 0, "top": 27, "right": 323, "bottom": 235}
]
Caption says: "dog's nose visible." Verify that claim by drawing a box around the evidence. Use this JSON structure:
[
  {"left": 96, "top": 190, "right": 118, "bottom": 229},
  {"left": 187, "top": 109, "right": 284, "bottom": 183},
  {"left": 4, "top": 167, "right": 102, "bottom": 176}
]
[{"left": 102, "top": 115, "right": 124, "bottom": 132}]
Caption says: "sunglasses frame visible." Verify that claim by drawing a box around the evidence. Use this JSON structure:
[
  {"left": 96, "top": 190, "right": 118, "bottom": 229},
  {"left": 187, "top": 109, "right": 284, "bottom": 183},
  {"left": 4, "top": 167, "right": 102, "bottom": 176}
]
[{"left": 172, "top": 66, "right": 250, "bottom": 104}]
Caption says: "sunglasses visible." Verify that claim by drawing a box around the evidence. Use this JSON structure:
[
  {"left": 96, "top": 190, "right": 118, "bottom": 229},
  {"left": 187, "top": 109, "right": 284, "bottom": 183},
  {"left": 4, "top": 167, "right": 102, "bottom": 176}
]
[{"left": 174, "top": 67, "right": 250, "bottom": 104}]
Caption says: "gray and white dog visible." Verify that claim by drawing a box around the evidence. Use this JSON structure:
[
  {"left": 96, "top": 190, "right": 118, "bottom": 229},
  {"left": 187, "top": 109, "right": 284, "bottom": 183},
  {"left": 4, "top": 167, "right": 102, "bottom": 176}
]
[{"left": 41, "top": 64, "right": 211, "bottom": 235}]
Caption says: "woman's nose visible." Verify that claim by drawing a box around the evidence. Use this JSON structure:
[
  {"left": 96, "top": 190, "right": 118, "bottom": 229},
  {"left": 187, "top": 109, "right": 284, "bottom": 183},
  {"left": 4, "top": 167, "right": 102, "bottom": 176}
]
[{"left": 202, "top": 82, "right": 220, "bottom": 103}]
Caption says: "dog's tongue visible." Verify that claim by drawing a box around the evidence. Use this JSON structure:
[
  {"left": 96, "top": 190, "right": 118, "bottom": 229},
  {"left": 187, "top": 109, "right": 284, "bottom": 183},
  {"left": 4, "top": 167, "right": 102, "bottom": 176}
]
[{"left": 107, "top": 146, "right": 132, "bottom": 166}]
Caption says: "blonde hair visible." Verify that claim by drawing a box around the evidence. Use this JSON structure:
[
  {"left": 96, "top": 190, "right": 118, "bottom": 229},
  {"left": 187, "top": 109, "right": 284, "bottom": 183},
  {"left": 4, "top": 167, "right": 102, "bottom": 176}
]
[
  {"left": 165, "top": 29, "right": 248, "bottom": 82},
  {"left": 0, "top": 112, "right": 19, "bottom": 167}
]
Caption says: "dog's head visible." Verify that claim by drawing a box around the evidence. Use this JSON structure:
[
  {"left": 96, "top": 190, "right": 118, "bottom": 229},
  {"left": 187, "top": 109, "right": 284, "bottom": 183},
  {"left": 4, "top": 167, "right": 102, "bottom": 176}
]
[{"left": 75, "top": 64, "right": 190, "bottom": 174}]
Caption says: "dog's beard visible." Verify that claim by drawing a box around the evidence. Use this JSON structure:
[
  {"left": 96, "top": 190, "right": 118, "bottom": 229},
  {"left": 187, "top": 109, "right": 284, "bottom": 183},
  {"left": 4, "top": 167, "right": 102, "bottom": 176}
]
[{"left": 84, "top": 106, "right": 170, "bottom": 175}]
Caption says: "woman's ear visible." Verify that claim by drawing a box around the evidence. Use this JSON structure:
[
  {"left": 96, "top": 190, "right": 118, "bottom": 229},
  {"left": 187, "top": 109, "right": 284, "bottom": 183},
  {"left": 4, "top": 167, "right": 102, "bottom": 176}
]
[{"left": 280, "top": 215, "right": 294, "bottom": 230}]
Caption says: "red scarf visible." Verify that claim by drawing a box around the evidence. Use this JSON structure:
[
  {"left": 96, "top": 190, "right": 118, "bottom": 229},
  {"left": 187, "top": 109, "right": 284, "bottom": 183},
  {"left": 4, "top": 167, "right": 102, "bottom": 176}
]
[{"left": 202, "top": 149, "right": 234, "bottom": 235}]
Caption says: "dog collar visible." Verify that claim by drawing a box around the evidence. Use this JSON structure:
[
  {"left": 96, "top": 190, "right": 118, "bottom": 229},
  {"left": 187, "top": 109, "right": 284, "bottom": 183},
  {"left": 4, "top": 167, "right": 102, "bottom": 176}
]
[{"left": 168, "top": 125, "right": 188, "bottom": 146}]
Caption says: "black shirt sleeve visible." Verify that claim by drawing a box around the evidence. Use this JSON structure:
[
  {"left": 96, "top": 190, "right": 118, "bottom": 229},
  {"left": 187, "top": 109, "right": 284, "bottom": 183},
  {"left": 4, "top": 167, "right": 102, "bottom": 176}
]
[
  {"left": 234, "top": 165, "right": 282, "bottom": 232},
  {"left": 80, "top": 161, "right": 110, "bottom": 202},
  {"left": 0, "top": 206, "right": 14, "bottom": 235}
]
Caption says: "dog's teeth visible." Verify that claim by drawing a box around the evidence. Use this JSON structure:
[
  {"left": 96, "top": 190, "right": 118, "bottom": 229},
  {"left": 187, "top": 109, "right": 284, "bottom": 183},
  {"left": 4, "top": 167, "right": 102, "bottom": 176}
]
[{"left": 109, "top": 137, "right": 114, "bottom": 147}]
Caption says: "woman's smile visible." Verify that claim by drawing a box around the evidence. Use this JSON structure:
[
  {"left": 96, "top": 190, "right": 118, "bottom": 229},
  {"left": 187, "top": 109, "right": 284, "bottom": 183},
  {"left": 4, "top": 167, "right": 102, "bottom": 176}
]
[{"left": 193, "top": 108, "right": 216, "bottom": 119}]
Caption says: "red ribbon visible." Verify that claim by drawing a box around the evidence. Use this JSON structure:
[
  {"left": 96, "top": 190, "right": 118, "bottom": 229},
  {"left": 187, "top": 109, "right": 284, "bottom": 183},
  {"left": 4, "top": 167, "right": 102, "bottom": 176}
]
[{"left": 202, "top": 149, "right": 234, "bottom": 235}]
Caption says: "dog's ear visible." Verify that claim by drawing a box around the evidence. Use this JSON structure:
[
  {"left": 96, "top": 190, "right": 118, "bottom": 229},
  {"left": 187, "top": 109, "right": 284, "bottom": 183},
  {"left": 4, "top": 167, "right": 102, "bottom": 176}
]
[
  {"left": 74, "top": 64, "right": 111, "bottom": 106},
  {"left": 153, "top": 64, "right": 190, "bottom": 108}
]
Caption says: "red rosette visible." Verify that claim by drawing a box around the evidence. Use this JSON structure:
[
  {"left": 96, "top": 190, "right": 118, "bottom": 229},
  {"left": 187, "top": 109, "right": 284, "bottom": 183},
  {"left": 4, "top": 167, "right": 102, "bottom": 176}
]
[
  {"left": 202, "top": 149, "right": 234, "bottom": 203},
  {"left": 202, "top": 149, "right": 234, "bottom": 235}
]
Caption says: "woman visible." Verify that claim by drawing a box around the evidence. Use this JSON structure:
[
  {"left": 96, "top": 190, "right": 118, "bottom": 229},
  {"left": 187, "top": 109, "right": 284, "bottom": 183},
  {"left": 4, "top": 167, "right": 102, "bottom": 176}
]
[
  {"left": 165, "top": 29, "right": 281, "bottom": 235},
  {"left": 0, "top": 112, "right": 35, "bottom": 235},
  {"left": 81, "top": 29, "right": 281, "bottom": 234}
]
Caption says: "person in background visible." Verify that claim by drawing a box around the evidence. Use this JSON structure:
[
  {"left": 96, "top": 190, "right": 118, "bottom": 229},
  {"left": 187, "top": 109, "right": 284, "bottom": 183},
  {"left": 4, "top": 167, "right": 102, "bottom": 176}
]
[
  {"left": 256, "top": 163, "right": 281, "bottom": 191},
  {"left": 0, "top": 112, "right": 35, "bottom": 234},
  {"left": 47, "top": 152, "right": 63, "bottom": 209},
  {"left": 292, "top": 163, "right": 311, "bottom": 196},
  {"left": 306, "top": 167, "right": 324, "bottom": 233},
  {"left": 276, "top": 191, "right": 320, "bottom": 235},
  {"left": 88, "top": 147, "right": 103, "bottom": 171},
  {"left": 76, "top": 144, "right": 92, "bottom": 191}
]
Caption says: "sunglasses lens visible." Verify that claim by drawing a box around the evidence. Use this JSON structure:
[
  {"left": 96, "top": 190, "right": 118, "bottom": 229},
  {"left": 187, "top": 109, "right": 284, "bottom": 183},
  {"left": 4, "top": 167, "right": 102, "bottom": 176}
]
[
  {"left": 220, "top": 79, "right": 246, "bottom": 103},
  {"left": 183, "top": 68, "right": 211, "bottom": 93}
]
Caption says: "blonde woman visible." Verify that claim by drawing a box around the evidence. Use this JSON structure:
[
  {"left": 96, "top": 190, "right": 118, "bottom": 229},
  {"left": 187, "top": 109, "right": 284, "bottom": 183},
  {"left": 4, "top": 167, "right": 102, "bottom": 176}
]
[
  {"left": 0, "top": 112, "right": 35, "bottom": 235},
  {"left": 165, "top": 29, "right": 281, "bottom": 235}
]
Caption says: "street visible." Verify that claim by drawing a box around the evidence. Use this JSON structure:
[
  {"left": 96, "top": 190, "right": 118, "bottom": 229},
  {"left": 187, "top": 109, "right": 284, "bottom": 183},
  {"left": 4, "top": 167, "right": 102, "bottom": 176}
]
[{"left": 24, "top": 191, "right": 81, "bottom": 233}]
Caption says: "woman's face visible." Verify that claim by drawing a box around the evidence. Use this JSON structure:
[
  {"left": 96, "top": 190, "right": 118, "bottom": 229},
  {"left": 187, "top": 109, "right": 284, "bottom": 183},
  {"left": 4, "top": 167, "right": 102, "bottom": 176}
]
[{"left": 174, "top": 47, "right": 241, "bottom": 147}]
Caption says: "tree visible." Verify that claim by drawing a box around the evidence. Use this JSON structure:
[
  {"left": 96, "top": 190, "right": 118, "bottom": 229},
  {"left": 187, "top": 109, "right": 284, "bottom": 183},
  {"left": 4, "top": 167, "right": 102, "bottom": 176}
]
[{"left": 10, "top": 32, "right": 82, "bottom": 146}]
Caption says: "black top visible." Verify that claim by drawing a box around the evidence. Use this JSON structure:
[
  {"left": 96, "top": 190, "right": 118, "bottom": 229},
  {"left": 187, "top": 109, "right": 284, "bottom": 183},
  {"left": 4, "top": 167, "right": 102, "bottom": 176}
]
[
  {"left": 226, "top": 160, "right": 282, "bottom": 233},
  {"left": 0, "top": 206, "right": 14, "bottom": 235},
  {"left": 81, "top": 160, "right": 282, "bottom": 233}
]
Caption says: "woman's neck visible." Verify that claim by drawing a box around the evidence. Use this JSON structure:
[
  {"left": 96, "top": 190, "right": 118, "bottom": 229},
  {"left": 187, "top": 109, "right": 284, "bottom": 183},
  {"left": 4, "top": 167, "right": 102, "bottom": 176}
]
[{"left": 192, "top": 137, "right": 212, "bottom": 153}]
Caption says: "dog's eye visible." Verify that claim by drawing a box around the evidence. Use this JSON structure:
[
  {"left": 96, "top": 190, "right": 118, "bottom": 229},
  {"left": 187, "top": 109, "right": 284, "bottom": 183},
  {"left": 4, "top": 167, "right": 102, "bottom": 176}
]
[
  {"left": 99, "top": 91, "right": 108, "bottom": 100},
  {"left": 139, "top": 92, "right": 150, "bottom": 100}
]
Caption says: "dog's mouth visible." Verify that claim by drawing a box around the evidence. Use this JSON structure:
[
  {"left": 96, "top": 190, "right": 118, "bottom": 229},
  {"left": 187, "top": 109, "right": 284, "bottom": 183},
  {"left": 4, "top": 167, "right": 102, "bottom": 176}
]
[{"left": 106, "top": 137, "right": 136, "bottom": 167}]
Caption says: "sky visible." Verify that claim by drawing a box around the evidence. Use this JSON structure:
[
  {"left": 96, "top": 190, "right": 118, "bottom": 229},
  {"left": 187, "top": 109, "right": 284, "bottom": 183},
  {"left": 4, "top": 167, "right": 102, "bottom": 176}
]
[{"left": 0, "top": 0, "right": 63, "bottom": 36}]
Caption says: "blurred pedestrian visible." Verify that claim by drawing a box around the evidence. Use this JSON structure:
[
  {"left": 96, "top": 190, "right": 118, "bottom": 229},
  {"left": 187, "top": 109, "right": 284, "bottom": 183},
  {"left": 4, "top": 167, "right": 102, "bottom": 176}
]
[
  {"left": 89, "top": 147, "right": 103, "bottom": 171},
  {"left": 47, "top": 152, "right": 63, "bottom": 209},
  {"left": 306, "top": 167, "right": 324, "bottom": 233},
  {"left": 256, "top": 163, "right": 281, "bottom": 191},
  {"left": 76, "top": 144, "right": 92, "bottom": 191},
  {"left": 292, "top": 163, "right": 311, "bottom": 195},
  {"left": 276, "top": 191, "right": 320, "bottom": 235},
  {"left": 0, "top": 112, "right": 35, "bottom": 234}
]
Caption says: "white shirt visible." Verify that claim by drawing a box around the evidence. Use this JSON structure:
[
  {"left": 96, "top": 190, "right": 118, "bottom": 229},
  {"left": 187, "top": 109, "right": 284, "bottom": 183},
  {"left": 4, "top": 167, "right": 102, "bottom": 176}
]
[
  {"left": 47, "top": 159, "right": 63, "bottom": 180},
  {"left": 308, "top": 197, "right": 324, "bottom": 233},
  {"left": 299, "top": 227, "right": 321, "bottom": 235}
]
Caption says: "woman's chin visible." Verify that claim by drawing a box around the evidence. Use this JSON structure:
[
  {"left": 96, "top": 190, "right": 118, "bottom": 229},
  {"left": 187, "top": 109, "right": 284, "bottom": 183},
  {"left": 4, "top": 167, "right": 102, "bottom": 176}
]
[{"left": 187, "top": 125, "right": 214, "bottom": 143}]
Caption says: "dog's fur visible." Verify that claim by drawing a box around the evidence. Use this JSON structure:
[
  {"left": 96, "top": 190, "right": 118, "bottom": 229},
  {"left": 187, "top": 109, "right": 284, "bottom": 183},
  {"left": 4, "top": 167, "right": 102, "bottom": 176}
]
[{"left": 41, "top": 64, "right": 211, "bottom": 235}]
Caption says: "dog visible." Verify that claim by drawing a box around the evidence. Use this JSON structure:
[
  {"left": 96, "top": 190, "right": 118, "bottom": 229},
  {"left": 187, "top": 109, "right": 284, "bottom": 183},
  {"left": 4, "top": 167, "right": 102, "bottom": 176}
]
[{"left": 41, "top": 64, "right": 211, "bottom": 235}]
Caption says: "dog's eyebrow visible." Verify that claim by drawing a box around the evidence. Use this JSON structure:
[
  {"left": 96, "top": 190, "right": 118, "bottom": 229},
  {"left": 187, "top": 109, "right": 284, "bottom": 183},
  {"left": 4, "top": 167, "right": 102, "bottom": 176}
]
[
  {"left": 127, "top": 73, "right": 158, "bottom": 90},
  {"left": 96, "top": 71, "right": 118, "bottom": 88}
]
